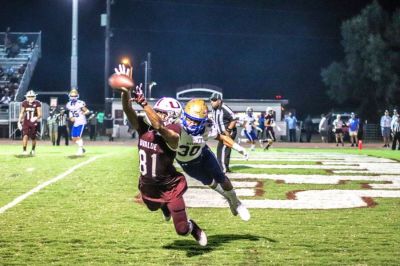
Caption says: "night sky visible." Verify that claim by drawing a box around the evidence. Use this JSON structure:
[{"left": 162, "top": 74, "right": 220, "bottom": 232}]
[{"left": 1, "top": 0, "right": 398, "bottom": 117}]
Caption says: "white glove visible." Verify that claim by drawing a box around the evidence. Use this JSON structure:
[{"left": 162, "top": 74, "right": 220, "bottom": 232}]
[
  {"left": 256, "top": 127, "right": 262, "bottom": 132},
  {"left": 30, "top": 117, "right": 37, "bottom": 123},
  {"left": 17, "top": 122, "right": 23, "bottom": 131}
]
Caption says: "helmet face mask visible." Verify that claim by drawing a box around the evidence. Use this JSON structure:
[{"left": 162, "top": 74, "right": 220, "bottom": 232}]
[
  {"left": 246, "top": 107, "right": 253, "bottom": 117},
  {"left": 181, "top": 99, "right": 208, "bottom": 136},
  {"left": 153, "top": 97, "right": 182, "bottom": 126},
  {"left": 69, "top": 88, "right": 79, "bottom": 102}
]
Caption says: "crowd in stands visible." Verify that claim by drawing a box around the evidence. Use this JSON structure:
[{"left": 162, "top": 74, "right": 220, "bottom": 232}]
[
  {"left": 4, "top": 27, "right": 34, "bottom": 59},
  {"left": 0, "top": 63, "right": 26, "bottom": 107}
]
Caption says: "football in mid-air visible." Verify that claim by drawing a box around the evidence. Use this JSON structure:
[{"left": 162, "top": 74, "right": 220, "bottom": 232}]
[{"left": 108, "top": 74, "right": 134, "bottom": 90}]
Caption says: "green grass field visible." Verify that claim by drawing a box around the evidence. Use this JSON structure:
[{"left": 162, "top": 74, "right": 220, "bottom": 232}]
[{"left": 0, "top": 144, "right": 399, "bottom": 265}]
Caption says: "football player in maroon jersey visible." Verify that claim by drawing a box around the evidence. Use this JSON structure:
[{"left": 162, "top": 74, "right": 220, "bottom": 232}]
[
  {"left": 18, "top": 90, "right": 42, "bottom": 156},
  {"left": 113, "top": 64, "right": 207, "bottom": 246}
]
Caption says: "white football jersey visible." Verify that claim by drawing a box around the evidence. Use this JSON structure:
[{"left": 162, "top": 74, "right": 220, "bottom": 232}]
[
  {"left": 66, "top": 100, "right": 87, "bottom": 126},
  {"left": 176, "top": 121, "right": 216, "bottom": 162},
  {"left": 242, "top": 115, "right": 256, "bottom": 132}
]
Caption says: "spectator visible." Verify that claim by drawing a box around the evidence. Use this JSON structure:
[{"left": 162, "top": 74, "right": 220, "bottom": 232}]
[
  {"left": 96, "top": 111, "right": 104, "bottom": 135},
  {"left": 0, "top": 92, "right": 11, "bottom": 105},
  {"left": 347, "top": 112, "right": 360, "bottom": 147},
  {"left": 319, "top": 113, "right": 329, "bottom": 143},
  {"left": 88, "top": 112, "right": 97, "bottom": 141},
  {"left": 332, "top": 114, "right": 344, "bottom": 146},
  {"left": 104, "top": 113, "right": 114, "bottom": 141},
  {"left": 303, "top": 115, "right": 313, "bottom": 143},
  {"left": 380, "top": 110, "right": 391, "bottom": 148},
  {"left": 391, "top": 109, "right": 399, "bottom": 132},
  {"left": 18, "top": 35, "right": 28, "bottom": 48},
  {"left": 285, "top": 112, "right": 297, "bottom": 142},
  {"left": 7, "top": 43, "right": 20, "bottom": 58},
  {"left": 391, "top": 116, "right": 400, "bottom": 150}
]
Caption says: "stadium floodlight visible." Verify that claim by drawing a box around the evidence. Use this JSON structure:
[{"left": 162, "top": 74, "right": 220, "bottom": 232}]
[{"left": 121, "top": 57, "right": 131, "bottom": 66}]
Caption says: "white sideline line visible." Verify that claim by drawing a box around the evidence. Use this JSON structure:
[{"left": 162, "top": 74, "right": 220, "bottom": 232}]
[{"left": 0, "top": 156, "right": 100, "bottom": 214}]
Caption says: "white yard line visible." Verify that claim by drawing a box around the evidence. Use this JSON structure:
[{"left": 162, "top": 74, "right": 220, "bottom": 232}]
[{"left": 0, "top": 156, "right": 100, "bottom": 214}]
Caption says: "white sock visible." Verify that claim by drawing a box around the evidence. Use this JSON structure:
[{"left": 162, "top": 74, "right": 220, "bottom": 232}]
[{"left": 76, "top": 139, "right": 83, "bottom": 148}]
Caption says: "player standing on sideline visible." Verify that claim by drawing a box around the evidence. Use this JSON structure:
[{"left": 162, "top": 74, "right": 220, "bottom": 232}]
[
  {"left": 210, "top": 92, "right": 238, "bottom": 173},
  {"left": 66, "top": 88, "right": 90, "bottom": 155},
  {"left": 18, "top": 90, "right": 42, "bottom": 155},
  {"left": 112, "top": 64, "right": 207, "bottom": 246},
  {"left": 177, "top": 99, "right": 250, "bottom": 221}
]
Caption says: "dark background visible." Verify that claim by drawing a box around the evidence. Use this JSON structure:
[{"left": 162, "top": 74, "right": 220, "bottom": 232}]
[{"left": 1, "top": 0, "right": 399, "bottom": 117}]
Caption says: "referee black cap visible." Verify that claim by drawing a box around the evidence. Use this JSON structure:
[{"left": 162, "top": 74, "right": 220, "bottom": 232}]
[{"left": 210, "top": 93, "right": 222, "bottom": 101}]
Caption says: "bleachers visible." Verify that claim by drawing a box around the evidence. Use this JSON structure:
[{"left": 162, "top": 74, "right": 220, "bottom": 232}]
[{"left": 0, "top": 32, "right": 42, "bottom": 137}]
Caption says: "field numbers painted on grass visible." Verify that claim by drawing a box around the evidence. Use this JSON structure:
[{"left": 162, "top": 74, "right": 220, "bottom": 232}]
[{"left": 184, "top": 152, "right": 400, "bottom": 209}]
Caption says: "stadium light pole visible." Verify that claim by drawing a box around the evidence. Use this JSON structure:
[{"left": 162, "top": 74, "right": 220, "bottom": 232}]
[
  {"left": 149, "top": 81, "right": 157, "bottom": 99},
  {"left": 70, "top": 0, "right": 79, "bottom": 89},
  {"left": 103, "top": 0, "right": 112, "bottom": 102}
]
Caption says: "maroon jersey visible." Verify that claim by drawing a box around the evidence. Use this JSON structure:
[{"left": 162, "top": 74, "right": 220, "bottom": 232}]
[
  {"left": 264, "top": 113, "right": 274, "bottom": 128},
  {"left": 22, "top": 100, "right": 41, "bottom": 126},
  {"left": 136, "top": 116, "right": 186, "bottom": 202}
]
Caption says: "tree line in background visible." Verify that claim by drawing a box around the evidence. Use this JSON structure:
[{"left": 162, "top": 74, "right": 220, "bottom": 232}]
[{"left": 321, "top": 1, "right": 400, "bottom": 120}]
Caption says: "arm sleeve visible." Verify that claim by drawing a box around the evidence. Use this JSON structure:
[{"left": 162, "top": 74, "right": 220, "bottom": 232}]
[{"left": 166, "top": 123, "right": 181, "bottom": 135}]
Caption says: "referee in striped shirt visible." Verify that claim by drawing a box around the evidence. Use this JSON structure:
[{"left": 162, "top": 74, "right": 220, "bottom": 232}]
[
  {"left": 56, "top": 107, "right": 69, "bottom": 146},
  {"left": 210, "top": 93, "right": 237, "bottom": 173}
]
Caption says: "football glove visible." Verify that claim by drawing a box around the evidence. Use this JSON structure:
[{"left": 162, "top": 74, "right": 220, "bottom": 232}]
[
  {"left": 17, "top": 122, "right": 22, "bottom": 131},
  {"left": 132, "top": 83, "right": 148, "bottom": 107}
]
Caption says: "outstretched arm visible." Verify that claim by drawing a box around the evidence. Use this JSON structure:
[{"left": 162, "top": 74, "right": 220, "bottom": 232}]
[
  {"left": 216, "top": 133, "right": 248, "bottom": 159},
  {"left": 111, "top": 64, "right": 139, "bottom": 130},
  {"left": 122, "top": 89, "right": 139, "bottom": 130},
  {"left": 134, "top": 87, "right": 180, "bottom": 150}
]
